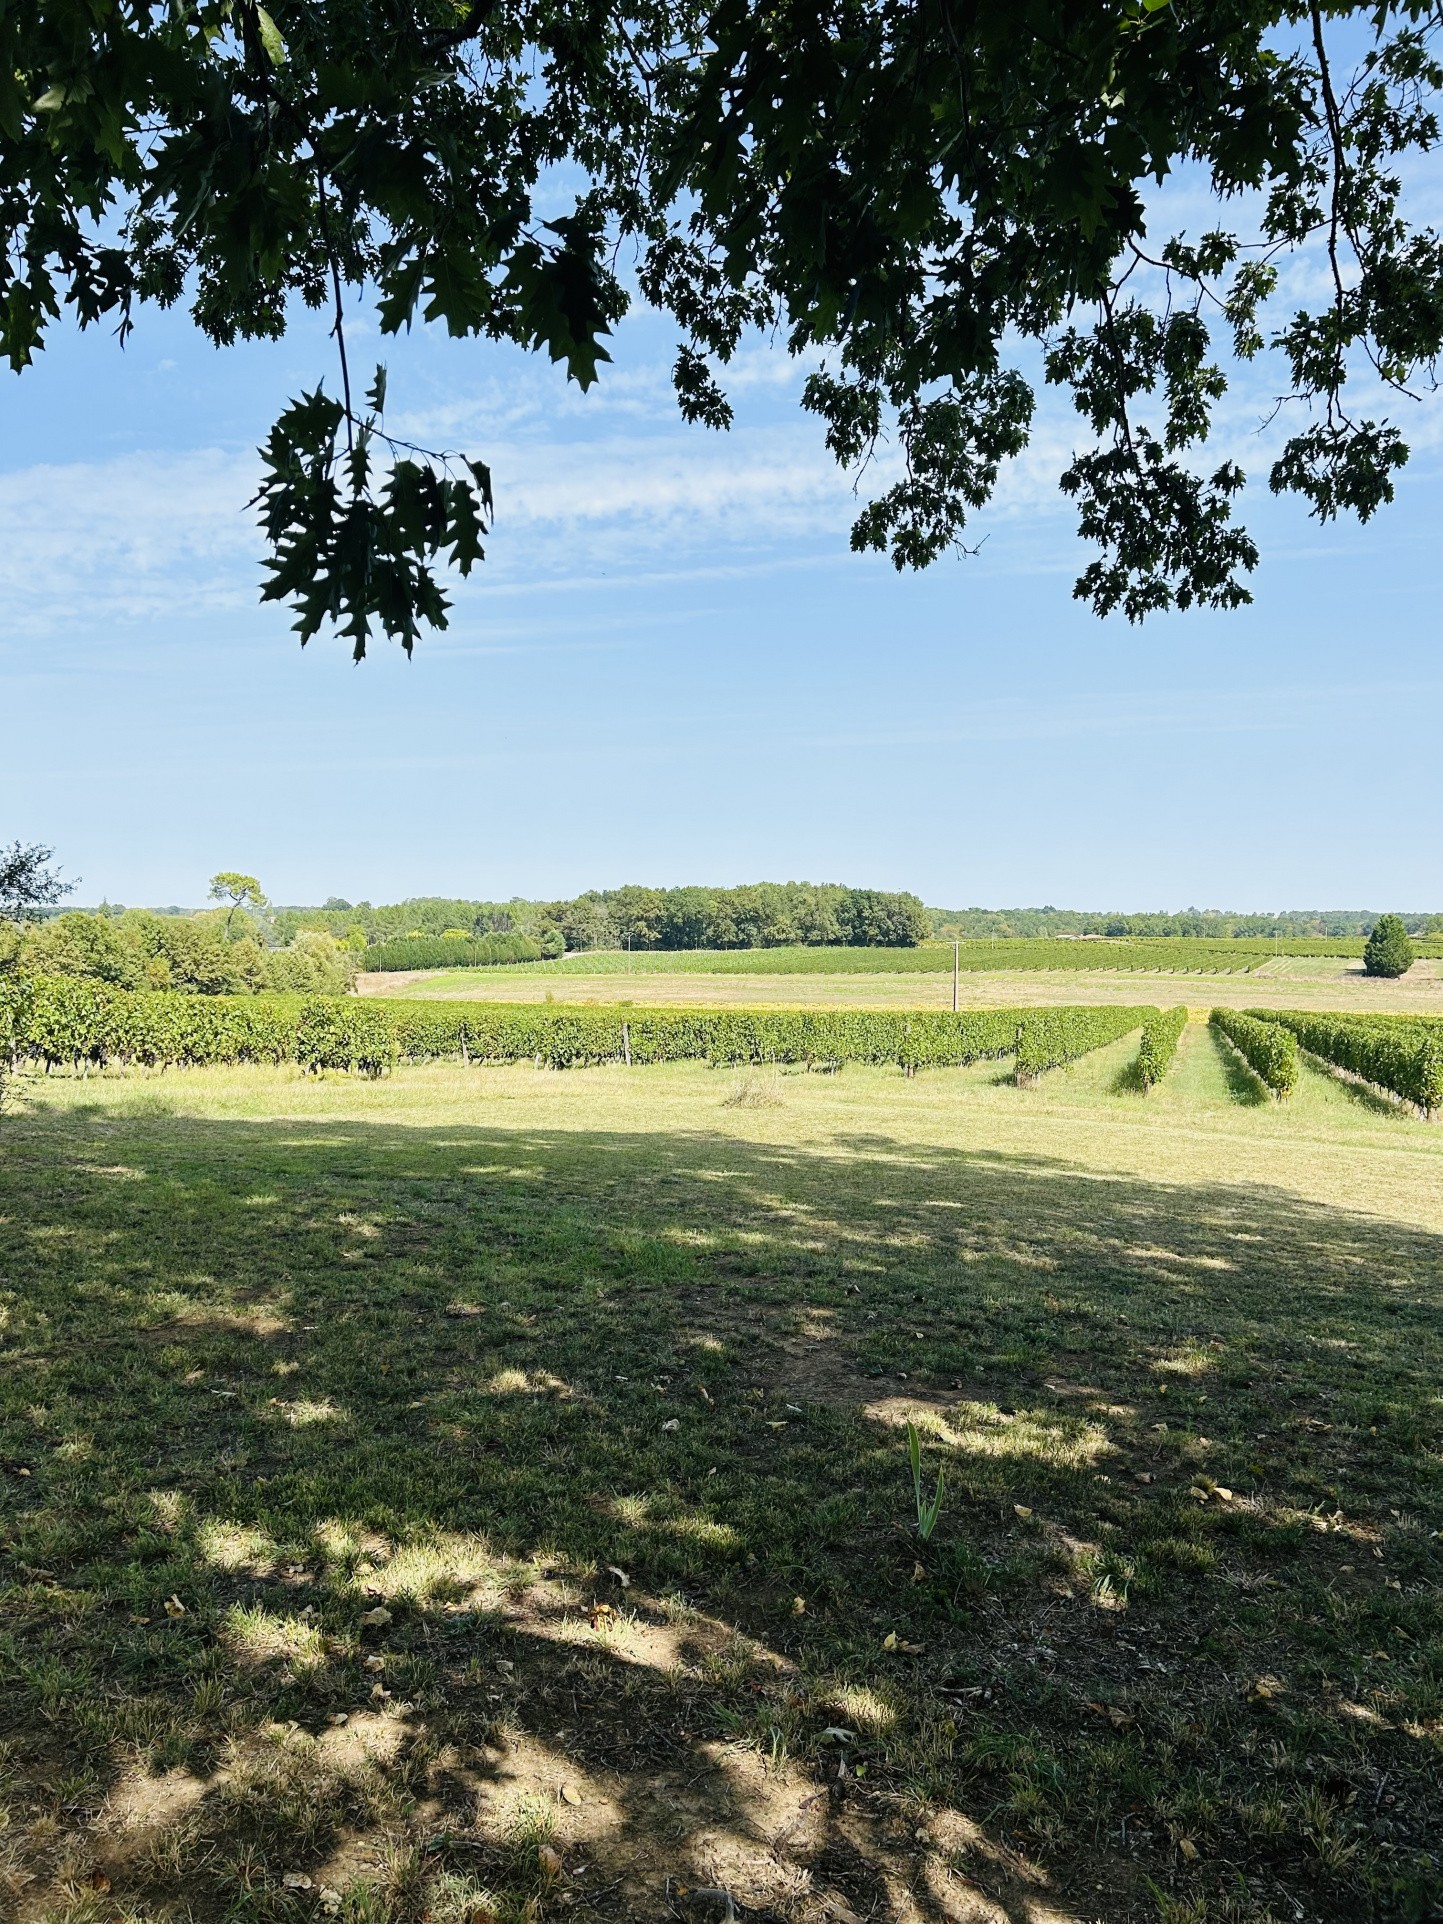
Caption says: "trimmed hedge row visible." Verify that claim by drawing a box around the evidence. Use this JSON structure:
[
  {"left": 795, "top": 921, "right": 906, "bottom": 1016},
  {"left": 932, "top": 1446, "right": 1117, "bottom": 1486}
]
[
  {"left": 1210, "top": 1008, "right": 1299, "bottom": 1097},
  {"left": 3, "top": 978, "right": 1157, "bottom": 1080},
  {"left": 364, "top": 932, "right": 544, "bottom": 972},
  {"left": 1248, "top": 1008, "right": 1443, "bottom": 1115},
  {"left": 1135, "top": 1006, "right": 1189, "bottom": 1089},
  {"left": 1013, "top": 1005, "right": 1151, "bottom": 1082}
]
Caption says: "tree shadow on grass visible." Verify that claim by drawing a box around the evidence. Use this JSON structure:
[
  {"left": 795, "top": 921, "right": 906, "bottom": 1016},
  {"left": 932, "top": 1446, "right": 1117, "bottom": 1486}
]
[{"left": 2, "top": 1101, "right": 1441, "bottom": 1924}]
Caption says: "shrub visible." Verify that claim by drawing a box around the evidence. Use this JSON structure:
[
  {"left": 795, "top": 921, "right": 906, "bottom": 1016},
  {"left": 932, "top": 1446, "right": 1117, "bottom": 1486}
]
[
  {"left": 1362, "top": 914, "right": 1415, "bottom": 978},
  {"left": 1135, "top": 1007, "right": 1189, "bottom": 1089},
  {"left": 1210, "top": 1009, "right": 1298, "bottom": 1097},
  {"left": 1251, "top": 1009, "right": 1443, "bottom": 1116},
  {"left": 263, "top": 931, "right": 358, "bottom": 995}
]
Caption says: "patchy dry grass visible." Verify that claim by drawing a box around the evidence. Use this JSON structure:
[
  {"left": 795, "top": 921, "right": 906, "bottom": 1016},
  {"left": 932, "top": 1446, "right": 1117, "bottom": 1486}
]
[{"left": 1, "top": 1025, "right": 1440, "bottom": 1924}]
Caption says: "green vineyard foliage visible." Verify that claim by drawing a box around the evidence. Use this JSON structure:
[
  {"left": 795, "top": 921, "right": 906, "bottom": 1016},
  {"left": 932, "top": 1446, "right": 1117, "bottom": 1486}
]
[
  {"left": 1247, "top": 1009, "right": 1443, "bottom": 1116},
  {"left": 1210, "top": 1009, "right": 1299, "bottom": 1098},
  {"left": 1012, "top": 1006, "right": 1151, "bottom": 1082},
  {"left": 7, "top": 979, "right": 1160, "bottom": 1080},
  {"left": 1135, "top": 1007, "right": 1189, "bottom": 1089}
]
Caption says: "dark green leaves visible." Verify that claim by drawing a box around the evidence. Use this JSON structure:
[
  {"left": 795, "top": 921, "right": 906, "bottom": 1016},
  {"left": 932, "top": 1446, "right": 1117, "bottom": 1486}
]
[
  {"left": 252, "top": 371, "right": 492, "bottom": 659},
  {"left": 1047, "top": 302, "right": 1255, "bottom": 617},
  {"left": 502, "top": 207, "right": 624, "bottom": 391}
]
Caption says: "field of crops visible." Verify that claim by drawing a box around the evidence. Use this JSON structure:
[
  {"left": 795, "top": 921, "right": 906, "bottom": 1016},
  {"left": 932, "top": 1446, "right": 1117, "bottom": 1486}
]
[{"left": 425, "top": 936, "right": 1443, "bottom": 978}]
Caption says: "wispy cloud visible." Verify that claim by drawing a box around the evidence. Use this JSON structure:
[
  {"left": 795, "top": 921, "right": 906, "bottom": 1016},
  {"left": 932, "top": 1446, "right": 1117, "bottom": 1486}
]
[{"left": 3, "top": 293, "right": 1439, "bottom": 640}]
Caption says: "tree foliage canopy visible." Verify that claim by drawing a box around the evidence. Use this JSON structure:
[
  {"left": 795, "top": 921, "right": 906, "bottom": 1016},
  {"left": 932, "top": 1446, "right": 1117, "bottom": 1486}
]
[
  {"left": 0, "top": 841, "right": 73, "bottom": 922},
  {"left": 7, "top": 0, "right": 1441, "bottom": 651},
  {"left": 1363, "top": 912, "right": 1417, "bottom": 976}
]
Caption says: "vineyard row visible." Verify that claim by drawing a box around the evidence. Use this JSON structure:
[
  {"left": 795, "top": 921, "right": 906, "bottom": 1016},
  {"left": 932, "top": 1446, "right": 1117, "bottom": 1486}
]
[{"left": 1, "top": 978, "right": 1152, "bottom": 1081}]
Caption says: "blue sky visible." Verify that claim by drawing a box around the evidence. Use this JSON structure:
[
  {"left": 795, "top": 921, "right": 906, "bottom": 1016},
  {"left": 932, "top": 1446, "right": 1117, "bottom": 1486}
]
[{"left": 3, "top": 225, "right": 1440, "bottom": 914}]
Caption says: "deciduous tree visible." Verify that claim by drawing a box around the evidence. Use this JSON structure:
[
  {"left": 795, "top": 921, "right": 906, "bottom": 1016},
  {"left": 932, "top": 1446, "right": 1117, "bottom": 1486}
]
[{"left": 7, "top": 0, "right": 1439, "bottom": 649}]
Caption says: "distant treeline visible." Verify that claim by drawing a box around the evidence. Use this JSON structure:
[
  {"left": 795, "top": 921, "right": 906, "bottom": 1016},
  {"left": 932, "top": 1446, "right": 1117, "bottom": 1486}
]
[
  {"left": 928, "top": 906, "right": 1443, "bottom": 939},
  {"left": 44, "top": 893, "right": 1443, "bottom": 952},
  {"left": 270, "top": 882, "right": 932, "bottom": 954}
]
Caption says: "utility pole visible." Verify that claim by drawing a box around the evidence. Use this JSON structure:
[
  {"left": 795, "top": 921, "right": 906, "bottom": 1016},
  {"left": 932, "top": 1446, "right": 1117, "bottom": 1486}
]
[{"left": 953, "top": 940, "right": 959, "bottom": 1013}]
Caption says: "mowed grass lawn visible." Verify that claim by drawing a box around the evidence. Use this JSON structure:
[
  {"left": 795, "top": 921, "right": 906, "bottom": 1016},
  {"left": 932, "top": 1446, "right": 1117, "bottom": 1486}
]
[{"left": 2, "top": 1021, "right": 1440, "bottom": 1924}]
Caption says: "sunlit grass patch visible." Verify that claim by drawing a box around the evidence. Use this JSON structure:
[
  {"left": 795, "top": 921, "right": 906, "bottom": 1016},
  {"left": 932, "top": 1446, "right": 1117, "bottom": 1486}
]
[
  {"left": 867, "top": 1394, "right": 1112, "bottom": 1471},
  {"left": 197, "top": 1519, "right": 279, "bottom": 1575},
  {"left": 268, "top": 1396, "right": 349, "bottom": 1427},
  {"left": 221, "top": 1603, "right": 329, "bottom": 1672}
]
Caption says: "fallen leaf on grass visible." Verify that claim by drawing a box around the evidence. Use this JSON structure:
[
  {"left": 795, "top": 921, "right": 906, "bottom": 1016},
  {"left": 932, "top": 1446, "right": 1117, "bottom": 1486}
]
[
  {"left": 882, "top": 1631, "right": 924, "bottom": 1654},
  {"left": 792, "top": 1596, "right": 807, "bottom": 1615},
  {"left": 164, "top": 1594, "right": 186, "bottom": 1617},
  {"left": 560, "top": 1783, "right": 582, "bottom": 1806},
  {"left": 1013, "top": 1504, "right": 1033, "bottom": 1519},
  {"left": 282, "top": 1872, "right": 314, "bottom": 1890},
  {"left": 538, "top": 1844, "right": 563, "bottom": 1878},
  {"left": 661, "top": 1418, "right": 681, "bottom": 1433},
  {"left": 1086, "top": 1701, "right": 1136, "bottom": 1731},
  {"left": 1247, "top": 1674, "right": 1285, "bottom": 1703},
  {"left": 817, "top": 1726, "right": 856, "bottom": 1744},
  {"left": 589, "top": 1602, "right": 616, "bottom": 1630},
  {"left": 359, "top": 1606, "right": 392, "bottom": 1628},
  {"left": 1178, "top": 1838, "right": 1199, "bottom": 1862}
]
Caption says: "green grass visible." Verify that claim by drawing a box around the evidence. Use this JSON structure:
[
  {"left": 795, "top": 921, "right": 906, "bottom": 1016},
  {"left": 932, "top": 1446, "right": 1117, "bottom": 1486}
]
[{"left": 2, "top": 1023, "right": 1440, "bottom": 1924}]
